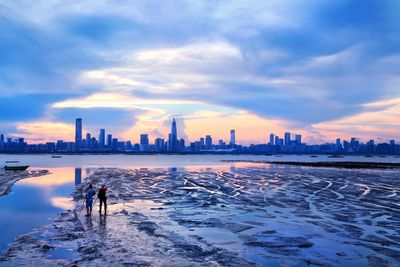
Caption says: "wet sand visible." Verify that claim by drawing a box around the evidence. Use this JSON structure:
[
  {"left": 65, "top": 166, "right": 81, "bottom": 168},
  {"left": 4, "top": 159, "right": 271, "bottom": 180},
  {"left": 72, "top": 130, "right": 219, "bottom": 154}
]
[
  {"left": 222, "top": 160, "right": 400, "bottom": 169},
  {"left": 1, "top": 164, "right": 399, "bottom": 266}
]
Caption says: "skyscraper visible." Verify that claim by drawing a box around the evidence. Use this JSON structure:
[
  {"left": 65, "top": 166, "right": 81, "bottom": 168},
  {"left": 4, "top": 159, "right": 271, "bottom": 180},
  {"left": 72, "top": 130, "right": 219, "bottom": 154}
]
[
  {"left": 284, "top": 132, "right": 291, "bottom": 146},
  {"left": 140, "top": 134, "right": 149, "bottom": 145},
  {"left": 107, "top": 134, "right": 112, "bottom": 149},
  {"left": 205, "top": 135, "right": 212, "bottom": 150},
  {"left": 269, "top": 133, "right": 275, "bottom": 146},
  {"left": 168, "top": 118, "right": 178, "bottom": 152},
  {"left": 75, "top": 118, "right": 82, "bottom": 150},
  {"left": 0, "top": 134, "right": 4, "bottom": 148},
  {"left": 140, "top": 134, "right": 149, "bottom": 152},
  {"left": 99, "top": 129, "right": 105, "bottom": 149},
  {"left": 230, "top": 129, "right": 235, "bottom": 145}
]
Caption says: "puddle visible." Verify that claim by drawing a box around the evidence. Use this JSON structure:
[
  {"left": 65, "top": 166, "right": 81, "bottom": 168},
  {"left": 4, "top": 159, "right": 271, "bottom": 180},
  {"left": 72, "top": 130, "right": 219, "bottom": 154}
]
[{"left": 47, "top": 247, "right": 79, "bottom": 260}]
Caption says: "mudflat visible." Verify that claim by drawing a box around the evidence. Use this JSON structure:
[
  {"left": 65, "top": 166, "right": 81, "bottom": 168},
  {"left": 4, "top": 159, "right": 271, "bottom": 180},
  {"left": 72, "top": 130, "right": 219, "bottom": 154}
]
[{"left": 1, "top": 164, "right": 399, "bottom": 266}]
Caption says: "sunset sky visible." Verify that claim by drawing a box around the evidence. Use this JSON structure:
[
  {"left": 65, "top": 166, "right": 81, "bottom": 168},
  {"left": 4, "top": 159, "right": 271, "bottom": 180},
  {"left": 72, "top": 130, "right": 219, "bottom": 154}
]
[{"left": 1, "top": 0, "right": 399, "bottom": 145}]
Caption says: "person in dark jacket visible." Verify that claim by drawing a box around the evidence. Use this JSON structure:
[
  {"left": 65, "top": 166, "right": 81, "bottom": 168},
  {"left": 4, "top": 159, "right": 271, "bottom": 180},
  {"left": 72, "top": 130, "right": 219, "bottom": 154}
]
[
  {"left": 85, "top": 184, "right": 96, "bottom": 216},
  {"left": 98, "top": 184, "right": 107, "bottom": 215}
]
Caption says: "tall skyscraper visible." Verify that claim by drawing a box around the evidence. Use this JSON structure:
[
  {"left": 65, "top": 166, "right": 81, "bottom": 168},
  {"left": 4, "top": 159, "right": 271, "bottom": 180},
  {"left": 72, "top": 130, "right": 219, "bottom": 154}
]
[
  {"left": 107, "top": 134, "right": 112, "bottom": 149},
  {"left": 269, "top": 133, "right": 275, "bottom": 146},
  {"left": 205, "top": 135, "right": 212, "bottom": 150},
  {"left": 140, "top": 134, "right": 149, "bottom": 145},
  {"left": 0, "top": 134, "right": 4, "bottom": 148},
  {"left": 140, "top": 134, "right": 149, "bottom": 152},
  {"left": 75, "top": 118, "right": 82, "bottom": 150},
  {"left": 230, "top": 129, "right": 235, "bottom": 145},
  {"left": 99, "top": 129, "right": 105, "bottom": 149},
  {"left": 168, "top": 118, "right": 178, "bottom": 152},
  {"left": 284, "top": 132, "right": 291, "bottom": 146}
]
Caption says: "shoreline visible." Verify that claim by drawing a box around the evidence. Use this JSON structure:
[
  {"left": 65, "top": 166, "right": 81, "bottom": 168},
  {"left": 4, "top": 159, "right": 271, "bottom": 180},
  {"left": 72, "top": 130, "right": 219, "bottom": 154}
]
[
  {"left": 222, "top": 160, "right": 400, "bottom": 169},
  {"left": 0, "top": 169, "right": 49, "bottom": 197}
]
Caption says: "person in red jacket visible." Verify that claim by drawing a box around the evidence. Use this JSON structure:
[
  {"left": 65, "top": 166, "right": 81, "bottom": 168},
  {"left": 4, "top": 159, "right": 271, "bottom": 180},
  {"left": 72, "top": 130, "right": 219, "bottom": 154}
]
[{"left": 98, "top": 184, "right": 107, "bottom": 215}]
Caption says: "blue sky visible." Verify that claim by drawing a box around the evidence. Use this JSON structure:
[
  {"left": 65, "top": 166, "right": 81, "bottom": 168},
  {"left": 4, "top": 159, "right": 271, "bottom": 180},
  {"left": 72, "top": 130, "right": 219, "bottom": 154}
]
[{"left": 0, "top": 0, "right": 399, "bottom": 144}]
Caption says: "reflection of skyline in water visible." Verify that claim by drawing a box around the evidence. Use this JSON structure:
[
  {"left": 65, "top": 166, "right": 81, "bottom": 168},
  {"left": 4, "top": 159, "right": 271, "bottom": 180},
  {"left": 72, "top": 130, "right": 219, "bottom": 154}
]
[{"left": 75, "top": 168, "right": 82, "bottom": 186}]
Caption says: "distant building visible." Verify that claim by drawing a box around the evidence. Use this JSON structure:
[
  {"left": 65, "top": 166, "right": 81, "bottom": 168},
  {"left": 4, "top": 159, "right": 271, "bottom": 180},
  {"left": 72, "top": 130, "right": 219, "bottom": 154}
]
[
  {"left": 269, "top": 133, "right": 275, "bottom": 146},
  {"left": 284, "top": 132, "right": 291, "bottom": 146},
  {"left": 0, "top": 134, "right": 4, "bottom": 149},
  {"left": 99, "top": 129, "right": 105, "bottom": 149},
  {"left": 230, "top": 129, "right": 235, "bottom": 145},
  {"left": 140, "top": 134, "right": 149, "bottom": 151},
  {"left": 336, "top": 138, "right": 342, "bottom": 149},
  {"left": 200, "top": 137, "right": 205, "bottom": 149},
  {"left": 112, "top": 138, "right": 118, "bottom": 151},
  {"left": 155, "top": 138, "right": 165, "bottom": 151},
  {"left": 75, "top": 118, "right": 82, "bottom": 150},
  {"left": 168, "top": 118, "right": 178, "bottom": 152},
  {"left": 107, "top": 134, "right": 112, "bottom": 149},
  {"left": 295, "top": 134, "right": 302, "bottom": 145},
  {"left": 205, "top": 135, "right": 212, "bottom": 150}
]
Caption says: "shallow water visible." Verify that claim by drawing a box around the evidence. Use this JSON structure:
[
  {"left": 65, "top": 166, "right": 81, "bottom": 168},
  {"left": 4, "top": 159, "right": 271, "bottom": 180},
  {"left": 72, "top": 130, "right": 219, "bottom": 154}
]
[
  {"left": 0, "top": 168, "right": 89, "bottom": 253},
  {"left": 0, "top": 154, "right": 399, "bottom": 266}
]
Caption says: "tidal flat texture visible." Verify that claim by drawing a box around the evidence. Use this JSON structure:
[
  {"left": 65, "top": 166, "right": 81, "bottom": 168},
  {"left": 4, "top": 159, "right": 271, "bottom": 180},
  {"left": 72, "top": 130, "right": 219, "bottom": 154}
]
[{"left": 1, "top": 164, "right": 399, "bottom": 266}]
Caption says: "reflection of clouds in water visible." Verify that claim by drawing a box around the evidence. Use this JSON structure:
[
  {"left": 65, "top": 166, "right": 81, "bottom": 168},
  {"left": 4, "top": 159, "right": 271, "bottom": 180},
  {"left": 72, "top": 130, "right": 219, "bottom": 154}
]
[
  {"left": 20, "top": 168, "right": 74, "bottom": 187},
  {"left": 50, "top": 197, "right": 74, "bottom": 210}
]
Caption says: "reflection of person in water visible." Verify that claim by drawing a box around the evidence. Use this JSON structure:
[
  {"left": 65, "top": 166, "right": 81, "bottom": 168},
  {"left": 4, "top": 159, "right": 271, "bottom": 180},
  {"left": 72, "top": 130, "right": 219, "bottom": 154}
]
[
  {"left": 85, "top": 184, "right": 96, "bottom": 216},
  {"left": 98, "top": 184, "right": 108, "bottom": 215}
]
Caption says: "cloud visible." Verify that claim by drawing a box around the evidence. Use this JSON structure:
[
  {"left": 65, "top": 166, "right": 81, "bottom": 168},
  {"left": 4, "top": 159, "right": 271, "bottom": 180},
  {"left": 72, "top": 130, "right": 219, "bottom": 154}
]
[{"left": 0, "top": 0, "right": 399, "bottom": 143}]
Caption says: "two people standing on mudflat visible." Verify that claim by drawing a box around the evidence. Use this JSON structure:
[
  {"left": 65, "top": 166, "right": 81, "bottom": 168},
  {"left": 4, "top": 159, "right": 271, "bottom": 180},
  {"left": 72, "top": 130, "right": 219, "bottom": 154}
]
[{"left": 85, "top": 184, "right": 108, "bottom": 216}]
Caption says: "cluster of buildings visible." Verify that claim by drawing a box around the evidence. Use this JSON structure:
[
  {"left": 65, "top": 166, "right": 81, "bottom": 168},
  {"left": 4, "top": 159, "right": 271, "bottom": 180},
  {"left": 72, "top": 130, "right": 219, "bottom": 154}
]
[{"left": 0, "top": 118, "right": 399, "bottom": 154}]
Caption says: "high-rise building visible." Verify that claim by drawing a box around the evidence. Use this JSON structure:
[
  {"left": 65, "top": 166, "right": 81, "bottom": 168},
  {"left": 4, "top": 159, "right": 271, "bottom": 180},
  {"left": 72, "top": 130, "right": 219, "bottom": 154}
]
[
  {"left": 284, "top": 132, "right": 291, "bottom": 146},
  {"left": 107, "top": 134, "right": 112, "bottom": 149},
  {"left": 269, "top": 133, "right": 275, "bottom": 146},
  {"left": 112, "top": 138, "right": 118, "bottom": 151},
  {"left": 155, "top": 138, "right": 165, "bottom": 151},
  {"left": 99, "top": 129, "right": 105, "bottom": 149},
  {"left": 140, "top": 134, "right": 149, "bottom": 152},
  {"left": 0, "top": 134, "right": 4, "bottom": 148},
  {"left": 75, "top": 118, "right": 82, "bottom": 150},
  {"left": 295, "top": 134, "right": 302, "bottom": 145},
  {"left": 336, "top": 138, "right": 342, "bottom": 149},
  {"left": 205, "top": 135, "right": 212, "bottom": 150},
  {"left": 275, "top": 136, "right": 280, "bottom": 146},
  {"left": 200, "top": 138, "right": 205, "bottom": 149},
  {"left": 140, "top": 134, "right": 149, "bottom": 145},
  {"left": 230, "top": 129, "right": 235, "bottom": 145},
  {"left": 168, "top": 118, "right": 178, "bottom": 152}
]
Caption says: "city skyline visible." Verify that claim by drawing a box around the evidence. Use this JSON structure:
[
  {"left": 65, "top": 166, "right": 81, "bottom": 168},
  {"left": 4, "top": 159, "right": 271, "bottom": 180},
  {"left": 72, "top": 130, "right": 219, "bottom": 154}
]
[
  {"left": 0, "top": 1, "right": 399, "bottom": 145},
  {"left": 0, "top": 117, "right": 398, "bottom": 154}
]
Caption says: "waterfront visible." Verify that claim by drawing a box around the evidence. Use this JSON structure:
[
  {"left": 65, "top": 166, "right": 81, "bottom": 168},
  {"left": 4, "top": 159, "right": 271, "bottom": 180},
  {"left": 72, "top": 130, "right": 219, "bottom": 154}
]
[{"left": 0, "top": 154, "right": 399, "bottom": 266}]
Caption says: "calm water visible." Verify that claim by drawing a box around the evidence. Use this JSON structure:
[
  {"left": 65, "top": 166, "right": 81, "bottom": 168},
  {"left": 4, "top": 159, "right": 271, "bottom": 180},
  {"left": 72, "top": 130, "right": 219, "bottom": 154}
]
[{"left": 0, "top": 154, "right": 399, "bottom": 258}]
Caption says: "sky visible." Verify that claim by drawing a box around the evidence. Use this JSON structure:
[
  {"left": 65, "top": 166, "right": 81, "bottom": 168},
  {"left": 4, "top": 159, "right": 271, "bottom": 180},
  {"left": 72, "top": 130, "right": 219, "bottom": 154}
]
[{"left": 0, "top": 0, "right": 399, "bottom": 145}]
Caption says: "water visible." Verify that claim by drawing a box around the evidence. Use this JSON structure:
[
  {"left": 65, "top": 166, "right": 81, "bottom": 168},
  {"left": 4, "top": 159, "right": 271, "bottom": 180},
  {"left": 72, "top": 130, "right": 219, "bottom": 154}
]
[
  {"left": 0, "top": 168, "right": 89, "bottom": 252},
  {"left": 0, "top": 154, "right": 399, "bottom": 265}
]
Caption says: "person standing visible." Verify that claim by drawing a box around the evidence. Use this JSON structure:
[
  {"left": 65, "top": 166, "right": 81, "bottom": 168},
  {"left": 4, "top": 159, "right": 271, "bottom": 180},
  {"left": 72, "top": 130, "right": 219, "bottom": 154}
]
[
  {"left": 98, "top": 184, "right": 108, "bottom": 215},
  {"left": 85, "top": 184, "right": 96, "bottom": 216}
]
